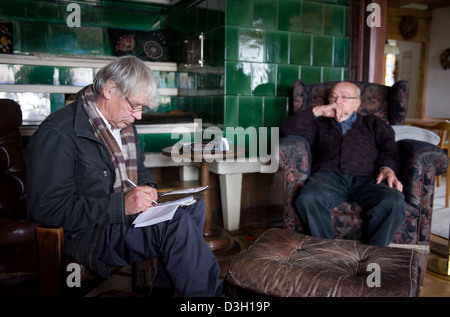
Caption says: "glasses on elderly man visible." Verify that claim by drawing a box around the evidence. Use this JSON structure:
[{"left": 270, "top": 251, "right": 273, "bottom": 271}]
[
  {"left": 120, "top": 90, "right": 150, "bottom": 113},
  {"left": 328, "top": 94, "right": 360, "bottom": 103}
]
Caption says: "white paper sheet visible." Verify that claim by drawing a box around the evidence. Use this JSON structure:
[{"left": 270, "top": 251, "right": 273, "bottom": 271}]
[
  {"left": 132, "top": 196, "right": 196, "bottom": 227},
  {"left": 158, "top": 185, "right": 209, "bottom": 197}
]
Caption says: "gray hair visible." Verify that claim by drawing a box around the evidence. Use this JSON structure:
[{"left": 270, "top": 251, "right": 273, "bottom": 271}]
[{"left": 92, "top": 55, "right": 159, "bottom": 109}]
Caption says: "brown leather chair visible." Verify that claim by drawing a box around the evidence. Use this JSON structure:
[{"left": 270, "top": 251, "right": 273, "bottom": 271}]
[
  {"left": 0, "top": 99, "right": 39, "bottom": 292},
  {"left": 0, "top": 99, "right": 62, "bottom": 296}
]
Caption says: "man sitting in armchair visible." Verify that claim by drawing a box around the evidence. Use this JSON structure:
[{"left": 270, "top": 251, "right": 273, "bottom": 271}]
[{"left": 280, "top": 81, "right": 406, "bottom": 247}]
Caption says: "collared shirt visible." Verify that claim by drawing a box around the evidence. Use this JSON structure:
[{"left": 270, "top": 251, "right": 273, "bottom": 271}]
[
  {"left": 95, "top": 106, "right": 123, "bottom": 150},
  {"left": 336, "top": 112, "right": 357, "bottom": 135}
]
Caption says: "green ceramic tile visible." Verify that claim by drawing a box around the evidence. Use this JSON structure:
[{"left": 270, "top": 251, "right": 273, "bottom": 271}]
[
  {"left": 251, "top": 63, "right": 276, "bottom": 96},
  {"left": 13, "top": 65, "right": 54, "bottom": 85},
  {"left": 238, "top": 28, "right": 264, "bottom": 62},
  {"left": 278, "top": 0, "right": 300, "bottom": 32},
  {"left": 300, "top": 66, "right": 322, "bottom": 85},
  {"left": 58, "top": 67, "right": 94, "bottom": 86},
  {"left": 265, "top": 31, "right": 288, "bottom": 64},
  {"left": 18, "top": 21, "right": 50, "bottom": 54},
  {"left": 276, "top": 64, "right": 300, "bottom": 97},
  {"left": 225, "top": 61, "right": 251, "bottom": 95},
  {"left": 302, "top": 1, "right": 323, "bottom": 34},
  {"left": 142, "top": 133, "right": 185, "bottom": 153},
  {"left": 312, "top": 35, "right": 333, "bottom": 66},
  {"left": 289, "top": 33, "right": 312, "bottom": 65},
  {"left": 226, "top": 0, "right": 253, "bottom": 27},
  {"left": 72, "top": 26, "right": 110, "bottom": 56},
  {"left": 333, "top": 37, "right": 348, "bottom": 67},
  {"left": 253, "top": 0, "right": 277, "bottom": 30},
  {"left": 211, "top": 96, "right": 225, "bottom": 125},
  {"left": 324, "top": 4, "right": 345, "bottom": 36},
  {"left": 238, "top": 96, "right": 263, "bottom": 128},
  {"left": 48, "top": 24, "right": 76, "bottom": 55},
  {"left": 224, "top": 96, "right": 239, "bottom": 127},
  {"left": 226, "top": 26, "right": 239, "bottom": 60},
  {"left": 50, "top": 94, "right": 65, "bottom": 113},
  {"left": 343, "top": 6, "right": 350, "bottom": 37},
  {"left": 322, "top": 67, "right": 343, "bottom": 82},
  {"left": 200, "top": 96, "right": 213, "bottom": 124},
  {"left": 263, "top": 97, "right": 287, "bottom": 127}
]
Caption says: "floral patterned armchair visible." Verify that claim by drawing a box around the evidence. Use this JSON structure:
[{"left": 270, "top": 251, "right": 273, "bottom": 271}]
[{"left": 279, "top": 80, "right": 449, "bottom": 284}]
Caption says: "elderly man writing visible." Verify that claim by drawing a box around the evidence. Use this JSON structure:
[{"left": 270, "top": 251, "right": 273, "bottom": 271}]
[
  {"left": 280, "top": 81, "right": 406, "bottom": 247},
  {"left": 25, "top": 56, "right": 223, "bottom": 296}
]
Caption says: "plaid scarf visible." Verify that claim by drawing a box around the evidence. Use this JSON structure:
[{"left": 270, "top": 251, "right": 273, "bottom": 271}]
[{"left": 81, "top": 85, "right": 138, "bottom": 193}]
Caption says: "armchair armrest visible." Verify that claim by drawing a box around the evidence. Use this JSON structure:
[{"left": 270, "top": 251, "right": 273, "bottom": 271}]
[
  {"left": 279, "top": 135, "right": 312, "bottom": 231},
  {"left": 397, "top": 139, "right": 449, "bottom": 207},
  {"left": 279, "top": 135, "right": 312, "bottom": 187}
]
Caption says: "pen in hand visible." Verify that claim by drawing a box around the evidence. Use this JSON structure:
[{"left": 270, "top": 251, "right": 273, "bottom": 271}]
[{"left": 126, "top": 178, "right": 159, "bottom": 205}]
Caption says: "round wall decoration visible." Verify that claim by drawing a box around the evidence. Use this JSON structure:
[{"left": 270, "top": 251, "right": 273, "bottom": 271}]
[
  {"left": 440, "top": 49, "right": 450, "bottom": 70},
  {"left": 399, "top": 15, "right": 418, "bottom": 40}
]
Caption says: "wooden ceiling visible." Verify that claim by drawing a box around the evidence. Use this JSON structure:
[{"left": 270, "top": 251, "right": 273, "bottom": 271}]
[{"left": 388, "top": 0, "right": 450, "bottom": 11}]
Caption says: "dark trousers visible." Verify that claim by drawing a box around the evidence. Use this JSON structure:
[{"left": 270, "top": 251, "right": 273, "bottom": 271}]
[
  {"left": 97, "top": 197, "right": 223, "bottom": 297},
  {"left": 295, "top": 170, "right": 406, "bottom": 246}
]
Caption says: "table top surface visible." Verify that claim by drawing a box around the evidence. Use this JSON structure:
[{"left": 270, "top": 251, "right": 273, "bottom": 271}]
[{"left": 161, "top": 144, "right": 246, "bottom": 161}]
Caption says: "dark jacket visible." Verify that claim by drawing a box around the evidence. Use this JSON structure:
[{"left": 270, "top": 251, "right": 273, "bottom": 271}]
[
  {"left": 280, "top": 108, "right": 400, "bottom": 177},
  {"left": 25, "top": 86, "right": 156, "bottom": 277}
]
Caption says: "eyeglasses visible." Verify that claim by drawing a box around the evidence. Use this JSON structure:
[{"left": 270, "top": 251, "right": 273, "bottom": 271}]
[
  {"left": 120, "top": 90, "right": 150, "bottom": 114},
  {"left": 328, "top": 94, "right": 359, "bottom": 103}
]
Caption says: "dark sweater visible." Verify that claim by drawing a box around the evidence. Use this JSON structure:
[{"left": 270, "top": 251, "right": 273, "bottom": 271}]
[{"left": 280, "top": 108, "right": 400, "bottom": 177}]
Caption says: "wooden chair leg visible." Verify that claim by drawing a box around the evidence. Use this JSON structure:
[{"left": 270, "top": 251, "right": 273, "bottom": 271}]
[{"left": 36, "top": 226, "right": 63, "bottom": 297}]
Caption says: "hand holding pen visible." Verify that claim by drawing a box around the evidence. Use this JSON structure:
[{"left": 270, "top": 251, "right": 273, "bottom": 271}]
[{"left": 124, "top": 178, "right": 159, "bottom": 215}]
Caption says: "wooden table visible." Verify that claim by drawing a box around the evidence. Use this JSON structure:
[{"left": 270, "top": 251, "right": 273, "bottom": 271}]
[{"left": 162, "top": 144, "right": 245, "bottom": 253}]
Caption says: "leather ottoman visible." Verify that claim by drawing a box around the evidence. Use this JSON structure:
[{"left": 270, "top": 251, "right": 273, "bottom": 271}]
[{"left": 226, "top": 228, "right": 419, "bottom": 297}]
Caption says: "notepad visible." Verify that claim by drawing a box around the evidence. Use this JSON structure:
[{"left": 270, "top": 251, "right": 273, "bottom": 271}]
[
  {"left": 158, "top": 185, "right": 209, "bottom": 197},
  {"left": 132, "top": 196, "right": 197, "bottom": 227}
]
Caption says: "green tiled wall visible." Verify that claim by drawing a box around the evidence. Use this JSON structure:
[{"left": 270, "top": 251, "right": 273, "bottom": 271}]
[
  {"left": 2, "top": 0, "right": 350, "bottom": 153},
  {"left": 171, "top": 0, "right": 349, "bottom": 139}
]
